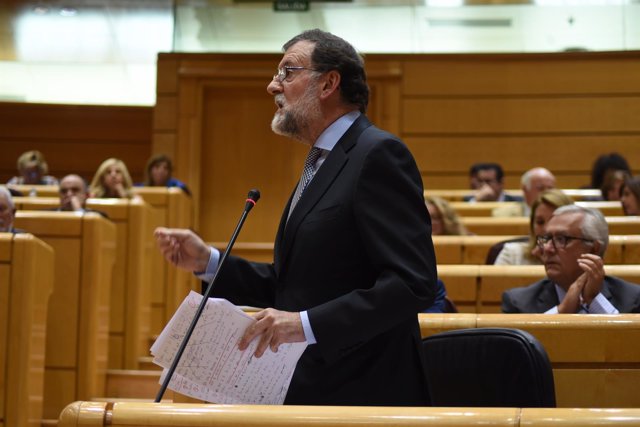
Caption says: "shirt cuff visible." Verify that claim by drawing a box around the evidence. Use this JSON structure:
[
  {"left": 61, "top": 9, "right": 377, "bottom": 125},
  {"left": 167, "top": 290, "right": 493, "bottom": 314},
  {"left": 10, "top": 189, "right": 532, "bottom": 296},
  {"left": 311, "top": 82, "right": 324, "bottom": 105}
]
[
  {"left": 586, "top": 293, "right": 619, "bottom": 314},
  {"left": 195, "top": 246, "right": 220, "bottom": 283},
  {"left": 300, "top": 310, "right": 317, "bottom": 345},
  {"left": 544, "top": 306, "right": 559, "bottom": 314}
]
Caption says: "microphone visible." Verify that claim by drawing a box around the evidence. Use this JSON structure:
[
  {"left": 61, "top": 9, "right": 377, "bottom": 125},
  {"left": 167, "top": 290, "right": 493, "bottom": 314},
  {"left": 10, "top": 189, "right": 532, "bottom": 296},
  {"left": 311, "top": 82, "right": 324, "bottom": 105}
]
[
  {"left": 154, "top": 189, "right": 260, "bottom": 402},
  {"left": 245, "top": 189, "right": 261, "bottom": 212}
]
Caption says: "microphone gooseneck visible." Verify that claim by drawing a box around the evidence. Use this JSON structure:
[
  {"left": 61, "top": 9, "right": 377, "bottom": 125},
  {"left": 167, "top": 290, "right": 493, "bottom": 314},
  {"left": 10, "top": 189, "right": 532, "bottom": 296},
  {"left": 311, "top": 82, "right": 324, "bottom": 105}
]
[{"left": 154, "top": 189, "right": 260, "bottom": 402}]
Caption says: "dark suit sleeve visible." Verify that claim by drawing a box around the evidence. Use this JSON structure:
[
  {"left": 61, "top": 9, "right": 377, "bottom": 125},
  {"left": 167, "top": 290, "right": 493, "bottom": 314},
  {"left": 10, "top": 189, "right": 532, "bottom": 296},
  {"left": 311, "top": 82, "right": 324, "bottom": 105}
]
[
  {"left": 308, "top": 134, "right": 437, "bottom": 358},
  {"left": 501, "top": 289, "right": 522, "bottom": 313}
]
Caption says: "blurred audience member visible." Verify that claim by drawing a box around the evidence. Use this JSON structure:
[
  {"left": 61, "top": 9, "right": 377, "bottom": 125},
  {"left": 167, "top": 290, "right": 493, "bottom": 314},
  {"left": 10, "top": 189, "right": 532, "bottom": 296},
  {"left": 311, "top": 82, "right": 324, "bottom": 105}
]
[
  {"left": 502, "top": 206, "right": 640, "bottom": 313},
  {"left": 137, "top": 154, "right": 191, "bottom": 196},
  {"left": 600, "top": 169, "right": 630, "bottom": 201},
  {"left": 587, "top": 152, "right": 631, "bottom": 198},
  {"left": 465, "top": 162, "right": 522, "bottom": 202},
  {"left": 494, "top": 189, "right": 573, "bottom": 265},
  {"left": 7, "top": 150, "right": 58, "bottom": 186},
  {"left": 620, "top": 176, "right": 640, "bottom": 216},
  {"left": 494, "top": 167, "right": 557, "bottom": 217},
  {"left": 90, "top": 158, "right": 137, "bottom": 199},
  {"left": 57, "top": 174, "right": 108, "bottom": 217},
  {"left": 425, "top": 196, "right": 470, "bottom": 236},
  {"left": 521, "top": 167, "right": 556, "bottom": 214},
  {"left": 0, "top": 187, "right": 23, "bottom": 233}
]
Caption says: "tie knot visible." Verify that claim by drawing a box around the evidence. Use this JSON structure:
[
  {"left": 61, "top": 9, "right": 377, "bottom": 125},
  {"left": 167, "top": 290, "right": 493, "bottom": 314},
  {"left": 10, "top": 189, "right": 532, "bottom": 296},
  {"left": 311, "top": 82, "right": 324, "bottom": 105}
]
[{"left": 305, "top": 147, "right": 322, "bottom": 167}]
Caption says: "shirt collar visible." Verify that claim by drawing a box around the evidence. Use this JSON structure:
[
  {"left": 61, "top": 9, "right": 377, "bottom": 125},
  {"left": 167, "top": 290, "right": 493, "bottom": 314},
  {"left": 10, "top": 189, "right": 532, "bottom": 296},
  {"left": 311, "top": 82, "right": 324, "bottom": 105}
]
[{"left": 314, "top": 110, "right": 361, "bottom": 152}]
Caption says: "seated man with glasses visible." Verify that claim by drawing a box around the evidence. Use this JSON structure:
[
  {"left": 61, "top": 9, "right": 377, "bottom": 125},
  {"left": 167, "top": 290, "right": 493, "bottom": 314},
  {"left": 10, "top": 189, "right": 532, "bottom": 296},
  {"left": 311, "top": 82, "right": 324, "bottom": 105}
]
[{"left": 502, "top": 205, "right": 640, "bottom": 313}]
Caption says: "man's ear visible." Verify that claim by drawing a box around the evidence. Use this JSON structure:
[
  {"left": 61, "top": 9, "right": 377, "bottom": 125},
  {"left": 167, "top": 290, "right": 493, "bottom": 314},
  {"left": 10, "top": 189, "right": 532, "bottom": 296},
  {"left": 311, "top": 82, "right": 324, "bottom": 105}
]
[
  {"left": 319, "top": 70, "right": 341, "bottom": 99},
  {"left": 591, "top": 240, "right": 602, "bottom": 256}
]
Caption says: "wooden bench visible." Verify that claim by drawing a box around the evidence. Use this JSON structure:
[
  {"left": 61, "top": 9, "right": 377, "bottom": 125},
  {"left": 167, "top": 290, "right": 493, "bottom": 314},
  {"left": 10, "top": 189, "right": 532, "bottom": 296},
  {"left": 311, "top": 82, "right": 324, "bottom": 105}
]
[
  {"left": 214, "top": 235, "right": 640, "bottom": 267},
  {"left": 13, "top": 212, "right": 116, "bottom": 420},
  {"left": 449, "top": 201, "right": 624, "bottom": 217},
  {"left": 419, "top": 313, "right": 640, "bottom": 408},
  {"left": 438, "top": 264, "right": 640, "bottom": 313},
  {"left": 0, "top": 233, "right": 54, "bottom": 427},
  {"left": 6, "top": 184, "right": 59, "bottom": 198},
  {"left": 425, "top": 188, "right": 603, "bottom": 202},
  {"left": 58, "top": 401, "right": 640, "bottom": 427},
  {"left": 461, "top": 216, "right": 640, "bottom": 235},
  {"left": 433, "top": 234, "right": 640, "bottom": 265},
  {"left": 14, "top": 189, "right": 196, "bottom": 338}
]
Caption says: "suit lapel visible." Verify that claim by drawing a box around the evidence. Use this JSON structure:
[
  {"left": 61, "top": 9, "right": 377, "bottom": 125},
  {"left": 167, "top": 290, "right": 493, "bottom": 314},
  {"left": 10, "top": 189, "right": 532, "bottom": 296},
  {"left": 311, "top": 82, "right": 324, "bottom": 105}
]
[
  {"left": 537, "top": 279, "right": 560, "bottom": 311},
  {"left": 275, "top": 115, "right": 372, "bottom": 275}
]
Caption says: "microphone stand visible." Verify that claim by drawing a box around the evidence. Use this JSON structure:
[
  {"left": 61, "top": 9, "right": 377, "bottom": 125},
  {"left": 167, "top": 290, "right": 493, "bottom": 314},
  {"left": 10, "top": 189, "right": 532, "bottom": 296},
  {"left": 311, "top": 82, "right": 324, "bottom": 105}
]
[{"left": 154, "top": 189, "right": 260, "bottom": 402}]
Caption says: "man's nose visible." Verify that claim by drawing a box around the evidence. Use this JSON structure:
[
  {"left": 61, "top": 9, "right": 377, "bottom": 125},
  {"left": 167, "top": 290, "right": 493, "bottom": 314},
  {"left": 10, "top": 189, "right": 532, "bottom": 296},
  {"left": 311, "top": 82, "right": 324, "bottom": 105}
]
[{"left": 267, "top": 79, "right": 282, "bottom": 95}]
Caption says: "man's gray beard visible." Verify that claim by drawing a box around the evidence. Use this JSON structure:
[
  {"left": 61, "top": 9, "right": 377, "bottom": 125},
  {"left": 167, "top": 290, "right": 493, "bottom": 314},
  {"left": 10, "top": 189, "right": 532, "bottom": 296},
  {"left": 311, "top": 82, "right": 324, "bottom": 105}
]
[{"left": 271, "top": 109, "right": 301, "bottom": 140}]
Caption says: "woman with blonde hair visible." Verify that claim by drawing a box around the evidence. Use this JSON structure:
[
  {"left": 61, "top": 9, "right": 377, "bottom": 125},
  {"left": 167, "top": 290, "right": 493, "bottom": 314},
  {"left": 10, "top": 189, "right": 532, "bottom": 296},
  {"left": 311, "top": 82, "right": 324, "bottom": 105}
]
[
  {"left": 90, "top": 158, "right": 136, "bottom": 198},
  {"left": 494, "top": 189, "right": 574, "bottom": 265},
  {"left": 425, "top": 196, "right": 469, "bottom": 236},
  {"left": 7, "top": 150, "right": 58, "bottom": 185}
]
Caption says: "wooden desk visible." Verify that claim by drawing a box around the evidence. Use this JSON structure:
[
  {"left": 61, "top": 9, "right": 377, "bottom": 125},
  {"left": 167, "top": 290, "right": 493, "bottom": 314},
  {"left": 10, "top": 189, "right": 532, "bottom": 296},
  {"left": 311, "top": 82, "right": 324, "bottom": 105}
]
[
  {"left": 425, "top": 188, "right": 603, "bottom": 202},
  {"left": 420, "top": 313, "right": 640, "bottom": 408},
  {"left": 448, "top": 201, "right": 624, "bottom": 217},
  {"left": 131, "top": 188, "right": 196, "bottom": 335},
  {"left": 461, "top": 216, "right": 640, "bottom": 235},
  {"left": 0, "top": 233, "right": 54, "bottom": 427},
  {"left": 438, "top": 264, "right": 640, "bottom": 313},
  {"left": 83, "top": 199, "right": 155, "bottom": 370},
  {"left": 13, "top": 213, "right": 116, "bottom": 419}
]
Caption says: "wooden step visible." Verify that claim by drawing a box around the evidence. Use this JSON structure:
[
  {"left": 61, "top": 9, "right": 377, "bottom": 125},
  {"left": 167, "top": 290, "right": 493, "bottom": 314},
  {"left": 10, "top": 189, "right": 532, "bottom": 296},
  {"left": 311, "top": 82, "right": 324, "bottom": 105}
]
[{"left": 106, "top": 369, "right": 162, "bottom": 399}]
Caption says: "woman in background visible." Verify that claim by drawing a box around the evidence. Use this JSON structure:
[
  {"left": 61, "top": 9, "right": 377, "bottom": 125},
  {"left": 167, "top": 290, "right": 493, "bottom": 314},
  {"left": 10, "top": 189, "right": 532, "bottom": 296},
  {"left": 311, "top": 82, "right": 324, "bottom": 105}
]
[
  {"left": 90, "top": 158, "right": 137, "bottom": 199},
  {"left": 425, "top": 196, "right": 469, "bottom": 236},
  {"left": 494, "top": 189, "right": 574, "bottom": 265},
  {"left": 138, "top": 154, "right": 191, "bottom": 196},
  {"left": 620, "top": 176, "right": 640, "bottom": 216},
  {"left": 7, "top": 150, "right": 58, "bottom": 185}
]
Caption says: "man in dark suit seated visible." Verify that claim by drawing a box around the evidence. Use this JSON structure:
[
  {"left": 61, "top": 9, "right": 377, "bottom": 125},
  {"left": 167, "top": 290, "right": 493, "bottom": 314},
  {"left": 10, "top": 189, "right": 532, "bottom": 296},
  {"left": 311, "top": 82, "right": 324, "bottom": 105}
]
[
  {"left": 464, "top": 162, "right": 523, "bottom": 202},
  {"left": 57, "top": 174, "right": 107, "bottom": 217},
  {"left": 155, "top": 29, "right": 437, "bottom": 406},
  {"left": 502, "top": 205, "right": 640, "bottom": 313}
]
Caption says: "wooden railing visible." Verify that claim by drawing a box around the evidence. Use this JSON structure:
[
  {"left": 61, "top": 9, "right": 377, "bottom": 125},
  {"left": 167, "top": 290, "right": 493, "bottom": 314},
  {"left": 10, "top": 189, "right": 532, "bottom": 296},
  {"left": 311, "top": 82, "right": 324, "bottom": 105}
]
[{"left": 58, "top": 401, "right": 640, "bottom": 427}]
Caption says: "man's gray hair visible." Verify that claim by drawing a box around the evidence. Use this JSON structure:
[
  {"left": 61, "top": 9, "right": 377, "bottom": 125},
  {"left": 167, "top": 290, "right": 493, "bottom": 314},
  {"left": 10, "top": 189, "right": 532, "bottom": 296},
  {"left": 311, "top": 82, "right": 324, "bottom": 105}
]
[
  {"left": 0, "top": 186, "right": 15, "bottom": 209},
  {"left": 521, "top": 167, "right": 553, "bottom": 190},
  {"left": 553, "top": 204, "right": 609, "bottom": 256}
]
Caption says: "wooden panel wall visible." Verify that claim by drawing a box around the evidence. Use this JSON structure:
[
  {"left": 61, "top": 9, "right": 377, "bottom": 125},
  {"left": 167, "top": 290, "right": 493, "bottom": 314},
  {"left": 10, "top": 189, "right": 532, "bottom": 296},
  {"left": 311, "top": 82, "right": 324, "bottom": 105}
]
[
  {"left": 154, "top": 51, "right": 640, "bottom": 243},
  {"left": 0, "top": 102, "right": 152, "bottom": 184}
]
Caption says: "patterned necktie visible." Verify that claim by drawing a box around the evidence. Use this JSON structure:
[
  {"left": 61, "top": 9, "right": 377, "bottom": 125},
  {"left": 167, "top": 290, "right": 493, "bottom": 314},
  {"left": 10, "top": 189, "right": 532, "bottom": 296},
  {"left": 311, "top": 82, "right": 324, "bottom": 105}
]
[{"left": 288, "top": 146, "right": 323, "bottom": 218}]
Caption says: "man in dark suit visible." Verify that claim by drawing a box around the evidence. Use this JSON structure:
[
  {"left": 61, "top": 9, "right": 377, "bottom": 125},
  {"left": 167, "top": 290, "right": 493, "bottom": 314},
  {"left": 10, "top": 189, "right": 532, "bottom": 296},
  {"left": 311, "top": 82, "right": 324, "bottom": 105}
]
[
  {"left": 56, "top": 174, "right": 107, "bottom": 217},
  {"left": 464, "top": 162, "right": 524, "bottom": 203},
  {"left": 502, "top": 205, "right": 640, "bottom": 313},
  {"left": 155, "top": 29, "right": 437, "bottom": 405}
]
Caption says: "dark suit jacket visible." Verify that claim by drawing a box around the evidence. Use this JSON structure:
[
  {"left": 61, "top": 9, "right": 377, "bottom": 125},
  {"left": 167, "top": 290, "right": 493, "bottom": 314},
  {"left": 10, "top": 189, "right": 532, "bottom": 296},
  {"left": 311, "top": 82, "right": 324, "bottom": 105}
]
[
  {"left": 502, "top": 276, "right": 640, "bottom": 313},
  {"left": 212, "top": 115, "right": 437, "bottom": 405}
]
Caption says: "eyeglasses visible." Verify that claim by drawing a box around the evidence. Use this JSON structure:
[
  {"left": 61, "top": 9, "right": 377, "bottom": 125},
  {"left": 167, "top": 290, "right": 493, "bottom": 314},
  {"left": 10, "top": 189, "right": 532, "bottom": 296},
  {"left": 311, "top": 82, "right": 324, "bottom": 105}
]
[
  {"left": 536, "top": 234, "right": 594, "bottom": 250},
  {"left": 273, "top": 66, "right": 317, "bottom": 83}
]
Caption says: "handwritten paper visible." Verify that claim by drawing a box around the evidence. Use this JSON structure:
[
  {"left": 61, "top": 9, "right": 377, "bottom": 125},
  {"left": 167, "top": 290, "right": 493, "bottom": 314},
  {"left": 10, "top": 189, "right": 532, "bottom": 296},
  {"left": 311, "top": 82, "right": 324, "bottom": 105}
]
[{"left": 150, "top": 291, "right": 307, "bottom": 404}]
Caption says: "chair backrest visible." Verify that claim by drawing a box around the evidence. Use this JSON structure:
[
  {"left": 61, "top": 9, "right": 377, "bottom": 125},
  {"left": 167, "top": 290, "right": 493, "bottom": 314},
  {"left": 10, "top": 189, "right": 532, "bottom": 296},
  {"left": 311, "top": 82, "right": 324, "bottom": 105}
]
[{"left": 422, "top": 328, "right": 556, "bottom": 407}]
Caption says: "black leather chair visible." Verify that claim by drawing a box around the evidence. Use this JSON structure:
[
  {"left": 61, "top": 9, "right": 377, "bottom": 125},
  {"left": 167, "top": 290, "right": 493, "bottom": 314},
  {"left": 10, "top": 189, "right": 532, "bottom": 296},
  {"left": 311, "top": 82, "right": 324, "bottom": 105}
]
[{"left": 422, "top": 328, "right": 556, "bottom": 407}]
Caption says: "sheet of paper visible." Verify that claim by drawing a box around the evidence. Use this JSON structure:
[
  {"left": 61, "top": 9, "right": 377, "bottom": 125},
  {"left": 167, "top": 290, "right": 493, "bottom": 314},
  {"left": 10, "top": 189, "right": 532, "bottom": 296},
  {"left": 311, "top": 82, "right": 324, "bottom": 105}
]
[{"left": 150, "top": 291, "right": 307, "bottom": 404}]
